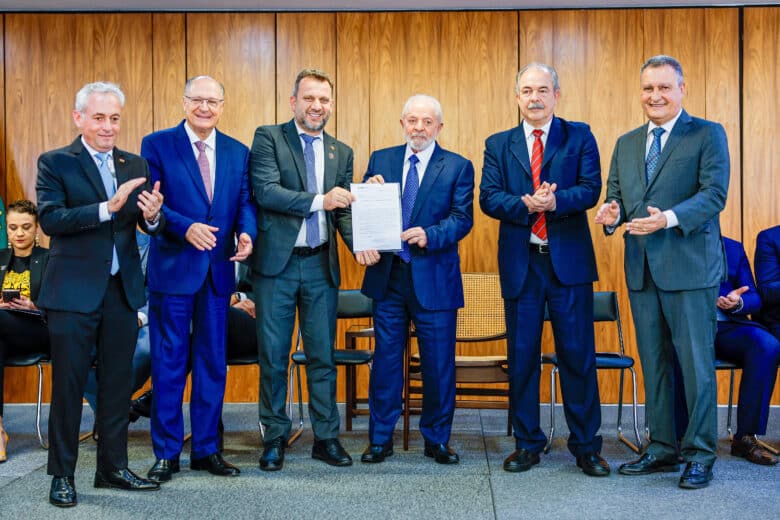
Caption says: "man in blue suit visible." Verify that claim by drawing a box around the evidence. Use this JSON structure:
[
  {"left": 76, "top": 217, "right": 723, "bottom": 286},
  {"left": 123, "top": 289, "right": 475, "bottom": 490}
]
[
  {"left": 755, "top": 225, "right": 780, "bottom": 340},
  {"left": 356, "top": 94, "right": 474, "bottom": 464},
  {"left": 480, "top": 63, "right": 608, "bottom": 477},
  {"left": 479, "top": 63, "right": 609, "bottom": 476},
  {"left": 141, "top": 76, "right": 257, "bottom": 482},
  {"left": 596, "top": 56, "right": 729, "bottom": 489}
]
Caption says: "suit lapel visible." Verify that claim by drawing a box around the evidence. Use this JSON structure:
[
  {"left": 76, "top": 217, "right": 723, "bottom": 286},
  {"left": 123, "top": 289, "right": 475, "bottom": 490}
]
[
  {"left": 542, "top": 117, "right": 564, "bottom": 176},
  {"left": 174, "top": 122, "right": 211, "bottom": 204},
  {"left": 411, "top": 143, "right": 444, "bottom": 223},
  {"left": 113, "top": 147, "right": 131, "bottom": 192},
  {"left": 509, "top": 126, "right": 531, "bottom": 180},
  {"left": 283, "top": 120, "right": 308, "bottom": 189},
  {"left": 213, "top": 130, "right": 229, "bottom": 204},
  {"left": 322, "top": 132, "right": 338, "bottom": 191},
  {"left": 72, "top": 138, "right": 110, "bottom": 200},
  {"left": 634, "top": 124, "right": 649, "bottom": 190}
]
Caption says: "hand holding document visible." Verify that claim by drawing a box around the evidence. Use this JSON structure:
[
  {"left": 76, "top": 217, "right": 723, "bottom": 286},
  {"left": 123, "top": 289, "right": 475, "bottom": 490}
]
[{"left": 351, "top": 182, "right": 402, "bottom": 252}]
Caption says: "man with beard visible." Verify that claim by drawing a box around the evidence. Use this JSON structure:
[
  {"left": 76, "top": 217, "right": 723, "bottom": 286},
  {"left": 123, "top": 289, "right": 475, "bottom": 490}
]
[{"left": 249, "top": 69, "right": 356, "bottom": 471}]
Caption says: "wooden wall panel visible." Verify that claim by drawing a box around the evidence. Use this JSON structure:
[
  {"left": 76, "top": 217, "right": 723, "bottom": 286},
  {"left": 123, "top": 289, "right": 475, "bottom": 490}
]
[
  {"left": 0, "top": 15, "right": 5, "bottom": 205},
  {"left": 152, "top": 13, "right": 186, "bottom": 131}
]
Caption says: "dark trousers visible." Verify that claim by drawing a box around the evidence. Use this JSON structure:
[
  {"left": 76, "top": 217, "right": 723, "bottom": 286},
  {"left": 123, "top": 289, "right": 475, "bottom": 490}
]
[
  {"left": 369, "top": 259, "right": 457, "bottom": 446},
  {"left": 227, "top": 305, "right": 258, "bottom": 359},
  {"left": 0, "top": 309, "right": 50, "bottom": 415},
  {"left": 46, "top": 274, "right": 137, "bottom": 476}
]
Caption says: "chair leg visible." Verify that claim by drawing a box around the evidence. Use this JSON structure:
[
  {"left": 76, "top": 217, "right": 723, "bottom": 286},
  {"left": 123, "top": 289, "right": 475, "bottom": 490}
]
[
  {"left": 544, "top": 366, "right": 557, "bottom": 454},
  {"left": 616, "top": 367, "right": 642, "bottom": 454},
  {"left": 756, "top": 437, "right": 780, "bottom": 456},
  {"left": 403, "top": 341, "right": 411, "bottom": 451},
  {"left": 287, "top": 363, "right": 305, "bottom": 447},
  {"left": 35, "top": 363, "right": 48, "bottom": 449},
  {"left": 726, "top": 368, "right": 735, "bottom": 439}
]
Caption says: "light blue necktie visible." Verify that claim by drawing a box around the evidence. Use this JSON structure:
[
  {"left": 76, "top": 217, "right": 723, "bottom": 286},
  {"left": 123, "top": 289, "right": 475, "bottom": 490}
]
[
  {"left": 300, "top": 134, "right": 321, "bottom": 248},
  {"left": 95, "top": 152, "right": 120, "bottom": 275},
  {"left": 645, "top": 127, "right": 665, "bottom": 184},
  {"left": 399, "top": 154, "right": 420, "bottom": 263}
]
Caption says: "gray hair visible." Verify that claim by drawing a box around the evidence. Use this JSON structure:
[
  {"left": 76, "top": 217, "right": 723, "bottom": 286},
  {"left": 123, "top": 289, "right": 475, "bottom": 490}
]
[
  {"left": 641, "top": 55, "right": 684, "bottom": 86},
  {"left": 401, "top": 94, "right": 443, "bottom": 123},
  {"left": 515, "top": 62, "right": 560, "bottom": 94},
  {"left": 184, "top": 75, "right": 225, "bottom": 98},
  {"left": 74, "top": 82, "right": 125, "bottom": 112}
]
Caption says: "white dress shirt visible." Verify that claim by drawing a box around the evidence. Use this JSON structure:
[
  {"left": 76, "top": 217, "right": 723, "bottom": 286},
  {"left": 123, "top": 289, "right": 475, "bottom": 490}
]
[{"left": 294, "top": 121, "right": 327, "bottom": 247}]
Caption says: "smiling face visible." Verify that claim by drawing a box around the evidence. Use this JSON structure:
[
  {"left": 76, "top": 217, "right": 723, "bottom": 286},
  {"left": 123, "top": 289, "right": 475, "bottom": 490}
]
[
  {"left": 72, "top": 92, "right": 122, "bottom": 152},
  {"left": 516, "top": 67, "right": 560, "bottom": 128},
  {"left": 640, "top": 64, "right": 685, "bottom": 126},
  {"left": 290, "top": 76, "right": 333, "bottom": 135},
  {"left": 183, "top": 77, "right": 225, "bottom": 139},
  {"left": 6, "top": 210, "right": 37, "bottom": 256}
]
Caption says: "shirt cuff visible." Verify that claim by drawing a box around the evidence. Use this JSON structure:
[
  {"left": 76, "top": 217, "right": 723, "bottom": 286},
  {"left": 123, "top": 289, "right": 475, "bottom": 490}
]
[
  {"left": 137, "top": 311, "right": 148, "bottom": 327},
  {"left": 663, "top": 210, "right": 679, "bottom": 229},
  {"left": 145, "top": 220, "right": 160, "bottom": 231},
  {"left": 310, "top": 194, "right": 324, "bottom": 212},
  {"left": 99, "top": 202, "right": 112, "bottom": 222}
]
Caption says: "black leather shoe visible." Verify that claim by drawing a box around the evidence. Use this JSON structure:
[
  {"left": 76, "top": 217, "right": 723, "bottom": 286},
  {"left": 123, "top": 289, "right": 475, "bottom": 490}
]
[
  {"left": 50, "top": 476, "right": 77, "bottom": 507},
  {"left": 191, "top": 452, "right": 240, "bottom": 476},
  {"left": 129, "top": 390, "right": 152, "bottom": 422},
  {"left": 503, "top": 448, "right": 540, "bottom": 472},
  {"left": 424, "top": 442, "right": 460, "bottom": 464},
  {"left": 312, "top": 438, "right": 353, "bottom": 466},
  {"left": 259, "top": 436, "right": 286, "bottom": 471},
  {"left": 618, "top": 452, "right": 679, "bottom": 475},
  {"left": 218, "top": 418, "right": 225, "bottom": 453},
  {"left": 94, "top": 468, "right": 160, "bottom": 491},
  {"left": 147, "top": 457, "right": 180, "bottom": 483},
  {"left": 361, "top": 442, "right": 394, "bottom": 463},
  {"left": 679, "top": 461, "right": 713, "bottom": 489},
  {"left": 576, "top": 452, "right": 611, "bottom": 477},
  {"left": 731, "top": 435, "right": 779, "bottom": 466}
]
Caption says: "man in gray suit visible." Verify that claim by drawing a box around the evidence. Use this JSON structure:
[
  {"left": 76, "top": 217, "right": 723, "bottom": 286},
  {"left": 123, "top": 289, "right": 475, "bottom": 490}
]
[
  {"left": 595, "top": 55, "right": 729, "bottom": 489},
  {"left": 249, "top": 68, "right": 355, "bottom": 471}
]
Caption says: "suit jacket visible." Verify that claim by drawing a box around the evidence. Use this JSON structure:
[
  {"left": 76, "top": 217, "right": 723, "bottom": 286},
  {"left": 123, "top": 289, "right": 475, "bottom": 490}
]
[
  {"left": 480, "top": 117, "right": 601, "bottom": 299},
  {"left": 361, "top": 143, "right": 474, "bottom": 310},
  {"left": 36, "top": 137, "right": 162, "bottom": 313},
  {"left": 141, "top": 121, "right": 257, "bottom": 296},
  {"left": 720, "top": 236, "right": 761, "bottom": 325},
  {"left": 249, "top": 119, "right": 353, "bottom": 287},
  {"left": 754, "top": 225, "right": 780, "bottom": 328},
  {"left": 605, "top": 110, "right": 729, "bottom": 291},
  {"left": 0, "top": 246, "right": 49, "bottom": 303}
]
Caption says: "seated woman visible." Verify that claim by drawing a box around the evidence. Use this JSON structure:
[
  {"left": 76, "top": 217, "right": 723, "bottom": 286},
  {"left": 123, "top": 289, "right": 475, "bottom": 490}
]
[{"left": 0, "top": 200, "right": 49, "bottom": 462}]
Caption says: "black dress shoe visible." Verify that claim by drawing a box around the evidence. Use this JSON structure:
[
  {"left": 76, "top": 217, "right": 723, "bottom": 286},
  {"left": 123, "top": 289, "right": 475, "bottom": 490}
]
[
  {"left": 503, "top": 448, "right": 540, "bottom": 472},
  {"left": 731, "top": 435, "right": 779, "bottom": 466},
  {"left": 618, "top": 452, "right": 679, "bottom": 475},
  {"left": 147, "top": 457, "right": 180, "bottom": 483},
  {"left": 424, "top": 442, "right": 460, "bottom": 464},
  {"left": 576, "top": 452, "right": 611, "bottom": 477},
  {"left": 191, "top": 452, "right": 241, "bottom": 476},
  {"left": 94, "top": 468, "right": 160, "bottom": 491},
  {"left": 259, "top": 436, "right": 286, "bottom": 471},
  {"left": 312, "top": 438, "right": 353, "bottom": 466},
  {"left": 679, "top": 461, "right": 713, "bottom": 489},
  {"left": 361, "top": 442, "right": 394, "bottom": 463},
  {"left": 129, "top": 390, "right": 153, "bottom": 422},
  {"left": 50, "top": 476, "right": 77, "bottom": 507}
]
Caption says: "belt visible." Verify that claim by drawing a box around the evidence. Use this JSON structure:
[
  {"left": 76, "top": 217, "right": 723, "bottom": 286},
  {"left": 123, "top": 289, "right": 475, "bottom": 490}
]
[
  {"left": 529, "top": 243, "right": 550, "bottom": 254},
  {"left": 292, "top": 242, "right": 329, "bottom": 257}
]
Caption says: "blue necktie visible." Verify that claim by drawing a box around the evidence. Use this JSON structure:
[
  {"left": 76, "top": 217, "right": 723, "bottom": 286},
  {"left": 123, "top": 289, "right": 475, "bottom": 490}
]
[
  {"left": 645, "top": 127, "right": 665, "bottom": 183},
  {"left": 95, "top": 152, "right": 120, "bottom": 275},
  {"left": 399, "top": 154, "right": 420, "bottom": 263},
  {"left": 300, "top": 134, "right": 321, "bottom": 248}
]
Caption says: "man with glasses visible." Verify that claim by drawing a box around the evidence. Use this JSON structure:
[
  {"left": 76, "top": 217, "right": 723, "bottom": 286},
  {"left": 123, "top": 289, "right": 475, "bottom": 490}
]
[{"left": 141, "top": 75, "right": 257, "bottom": 482}]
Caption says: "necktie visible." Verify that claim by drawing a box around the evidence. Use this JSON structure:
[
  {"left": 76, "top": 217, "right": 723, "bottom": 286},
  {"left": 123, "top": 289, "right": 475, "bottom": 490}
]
[
  {"left": 399, "top": 154, "right": 420, "bottom": 263},
  {"left": 300, "top": 134, "right": 321, "bottom": 248},
  {"left": 645, "top": 127, "right": 665, "bottom": 183},
  {"left": 194, "top": 141, "right": 213, "bottom": 202},
  {"left": 95, "top": 152, "right": 120, "bottom": 275},
  {"left": 530, "top": 129, "right": 547, "bottom": 241}
]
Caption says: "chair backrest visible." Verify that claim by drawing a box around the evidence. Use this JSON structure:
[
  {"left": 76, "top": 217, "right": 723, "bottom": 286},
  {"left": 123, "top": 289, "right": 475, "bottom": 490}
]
[
  {"left": 337, "top": 290, "right": 373, "bottom": 319},
  {"left": 543, "top": 290, "right": 625, "bottom": 355},
  {"left": 456, "top": 273, "right": 506, "bottom": 342}
]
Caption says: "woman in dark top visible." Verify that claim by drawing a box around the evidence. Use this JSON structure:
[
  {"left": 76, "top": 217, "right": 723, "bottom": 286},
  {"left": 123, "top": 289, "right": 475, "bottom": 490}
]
[{"left": 0, "top": 199, "right": 49, "bottom": 462}]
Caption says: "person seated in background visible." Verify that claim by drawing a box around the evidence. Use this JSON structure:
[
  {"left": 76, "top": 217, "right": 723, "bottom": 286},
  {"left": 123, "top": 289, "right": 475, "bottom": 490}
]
[
  {"left": 755, "top": 225, "right": 780, "bottom": 341},
  {"left": 674, "top": 236, "right": 780, "bottom": 466},
  {"left": 0, "top": 200, "right": 50, "bottom": 462}
]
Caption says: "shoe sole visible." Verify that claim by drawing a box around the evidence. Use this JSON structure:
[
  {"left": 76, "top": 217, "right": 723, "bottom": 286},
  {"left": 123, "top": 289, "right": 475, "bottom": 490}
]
[
  {"left": 679, "top": 475, "right": 713, "bottom": 489},
  {"left": 312, "top": 453, "right": 353, "bottom": 466},
  {"left": 259, "top": 462, "right": 284, "bottom": 471},
  {"left": 93, "top": 480, "right": 159, "bottom": 491},
  {"left": 361, "top": 451, "right": 393, "bottom": 463},
  {"left": 618, "top": 464, "right": 679, "bottom": 476},
  {"left": 50, "top": 499, "right": 77, "bottom": 507}
]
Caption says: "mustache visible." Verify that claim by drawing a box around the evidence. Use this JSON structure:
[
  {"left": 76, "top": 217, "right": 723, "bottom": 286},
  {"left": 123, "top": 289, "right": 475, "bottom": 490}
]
[{"left": 527, "top": 102, "right": 545, "bottom": 109}]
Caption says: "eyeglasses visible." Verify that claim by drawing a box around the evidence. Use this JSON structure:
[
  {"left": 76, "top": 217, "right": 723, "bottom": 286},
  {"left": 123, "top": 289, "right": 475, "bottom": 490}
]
[{"left": 184, "top": 96, "right": 224, "bottom": 109}]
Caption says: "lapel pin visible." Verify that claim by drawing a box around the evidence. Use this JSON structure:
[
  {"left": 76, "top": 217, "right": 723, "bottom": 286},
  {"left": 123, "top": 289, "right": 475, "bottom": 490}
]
[
  {"left": 328, "top": 152, "right": 335, "bottom": 160},
  {"left": 117, "top": 157, "right": 126, "bottom": 164}
]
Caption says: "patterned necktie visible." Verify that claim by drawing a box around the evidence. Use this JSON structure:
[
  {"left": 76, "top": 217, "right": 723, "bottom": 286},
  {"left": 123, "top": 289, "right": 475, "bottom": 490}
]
[
  {"left": 399, "top": 154, "right": 420, "bottom": 263},
  {"left": 645, "top": 127, "right": 665, "bottom": 183},
  {"left": 194, "top": 141, "right": 213, "bottom": 202},
  {"left": 95, "top": 152, "right": 119, "bottom": 275},
  {"left": 300, "top": 134, "right": 321, "bottom": 248},
  {"left": 530, "top": 129, "right": 547, "bottom": 241}
]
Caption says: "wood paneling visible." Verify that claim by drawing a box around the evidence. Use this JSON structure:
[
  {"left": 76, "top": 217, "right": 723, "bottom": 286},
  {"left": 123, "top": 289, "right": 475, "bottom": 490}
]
[{"left": 152, "top": 13, "right": 186, "bottom": 131}]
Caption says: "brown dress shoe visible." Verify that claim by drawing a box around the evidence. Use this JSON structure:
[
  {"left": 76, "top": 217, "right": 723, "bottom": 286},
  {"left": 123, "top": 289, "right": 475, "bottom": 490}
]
[{"left": 731, "top": 435, "right": 779, "bottom": 466}]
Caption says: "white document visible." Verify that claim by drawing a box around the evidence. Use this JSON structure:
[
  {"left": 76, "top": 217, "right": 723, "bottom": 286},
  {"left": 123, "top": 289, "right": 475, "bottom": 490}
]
[{"left": 350, "top": 182, "right": 403, "bottom": 252}]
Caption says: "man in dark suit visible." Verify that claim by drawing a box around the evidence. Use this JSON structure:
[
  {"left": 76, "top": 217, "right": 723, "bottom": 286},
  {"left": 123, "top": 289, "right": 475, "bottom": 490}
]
[
  {"left": 141, "top": 76, "right": 256, "bottom": 482},
  {"left": 480, "top": 63, "right": 608, "bottom": 477},
  {"left": 250, "top": 68, "right": 355, "bottom": 471},
  {"left": 356, "top": 94, "right": 473, "bottom": 464},
  {"left": 595, "top": 55, "right": 730, "bottom": 489},
  {"left": 755, "top": 225, "right": 780, "bottom": 340},
  {"left": 36, "top": 81, "right": 164, "bottom": 507}
]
